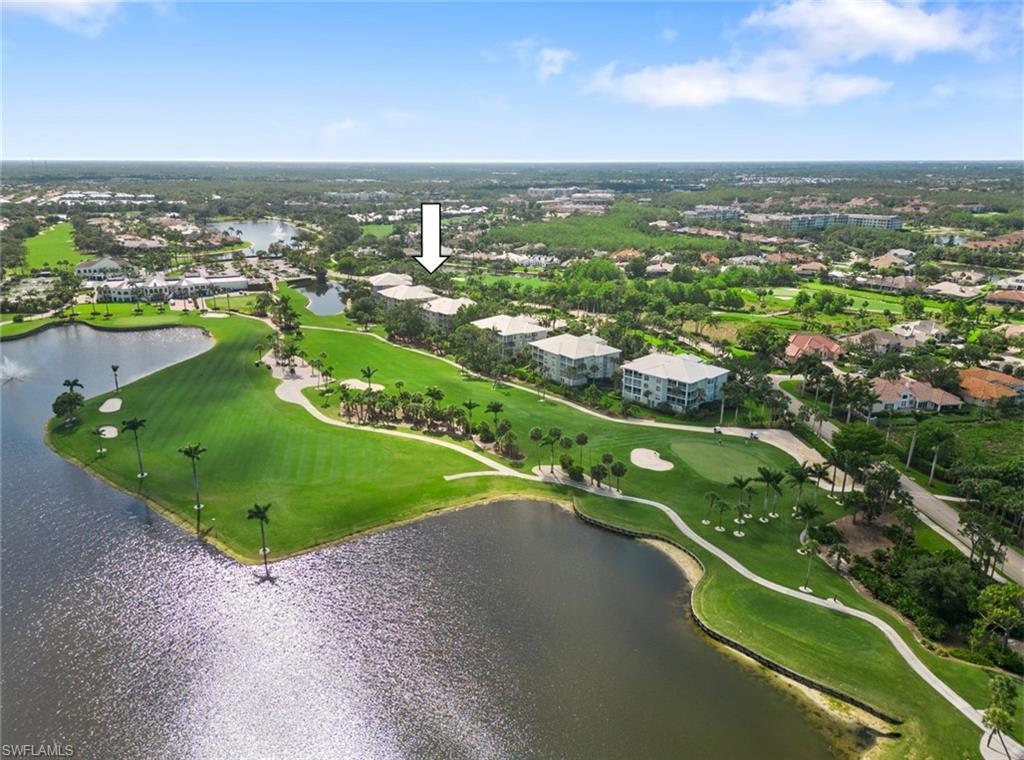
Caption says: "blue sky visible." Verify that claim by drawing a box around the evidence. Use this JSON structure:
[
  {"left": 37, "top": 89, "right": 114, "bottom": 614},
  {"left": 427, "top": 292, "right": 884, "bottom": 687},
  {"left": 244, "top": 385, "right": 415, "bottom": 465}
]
[{"left": 2, "top": 1, "right": 1022, "bottom": 161}]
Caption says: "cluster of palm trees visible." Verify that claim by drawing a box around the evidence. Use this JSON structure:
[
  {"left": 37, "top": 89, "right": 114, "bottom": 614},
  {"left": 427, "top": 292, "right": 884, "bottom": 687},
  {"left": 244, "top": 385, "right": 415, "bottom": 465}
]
[
  {"left": 797, "top": 358, "right": 882, "bottom": 429},
  {"left": 525, "top": 425, "right": 628, "bottom": 490}
]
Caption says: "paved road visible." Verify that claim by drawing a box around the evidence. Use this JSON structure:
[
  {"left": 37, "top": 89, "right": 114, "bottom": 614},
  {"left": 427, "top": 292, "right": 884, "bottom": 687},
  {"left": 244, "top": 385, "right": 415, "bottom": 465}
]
[{"left": 773, "top": 374, "right": 1023, "bottom": 585}]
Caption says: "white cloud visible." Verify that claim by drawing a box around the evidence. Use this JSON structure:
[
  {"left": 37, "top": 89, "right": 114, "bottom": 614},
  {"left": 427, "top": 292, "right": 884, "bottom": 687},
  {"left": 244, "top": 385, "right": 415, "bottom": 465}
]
[
  {"left": 536, "top": 47, "right": 573, "bottom": 83},
  {"left": 660, "top": 27, "right": 678, "bottom": 43},
  {"left": 4, "top": 0, "right": 122, "bottom": 36},
  {"left": 585, "top": 0, "right": 998, "bottom": 108},
  {"left": 586, "top": 55, "right": 889, "bottom": 108},
  {"left": 322, "top": 119, "right": 358, "bottom": 142},
  {"left": 745, "top": 0, "right": 994, "bottom": 63}
]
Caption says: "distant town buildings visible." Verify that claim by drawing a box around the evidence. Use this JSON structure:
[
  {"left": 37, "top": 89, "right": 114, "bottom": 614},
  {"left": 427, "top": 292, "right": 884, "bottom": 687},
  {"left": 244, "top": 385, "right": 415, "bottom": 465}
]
[
  {"left": 621, "top": 353, "right": 728, "bottom": 412},
  {"left": 530, "top": 333, "right": 621, "bottom": 386},
  {"left": 749, "top": 212, "right": 902, "bottom": 231}
]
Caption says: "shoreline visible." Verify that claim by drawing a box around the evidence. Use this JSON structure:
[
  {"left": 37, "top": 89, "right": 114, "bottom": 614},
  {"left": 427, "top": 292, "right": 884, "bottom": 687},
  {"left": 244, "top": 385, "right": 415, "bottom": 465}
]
[{"left": 640, "top": 538, "right": 898, "bottom": 760}]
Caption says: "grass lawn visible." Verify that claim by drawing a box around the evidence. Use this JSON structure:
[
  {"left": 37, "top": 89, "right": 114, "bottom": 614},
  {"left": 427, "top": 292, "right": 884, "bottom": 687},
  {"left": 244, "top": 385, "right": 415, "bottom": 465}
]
[
  {"left": 471, "top": 273, "right": 555, "bottom": 289},
  {"left": 489, "top": 202, "right": 729, "bottom": 253},
  {"left": 45, "top": 298, "right": 1022, "bottom": 758},
  {"left": 361, "top": 223, "right": 394, "bottom": 238},
  {"left": 21, "top": 223, "right": 91, "bottom": 271},
  {"left": 800, "top": 282, "right": 944, "bottom": 316}
]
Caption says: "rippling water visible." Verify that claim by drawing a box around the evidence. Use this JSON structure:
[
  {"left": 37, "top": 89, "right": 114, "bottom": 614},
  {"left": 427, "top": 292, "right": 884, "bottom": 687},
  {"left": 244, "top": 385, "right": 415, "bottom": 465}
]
[{"left": 1, "top": 325, "right": 832, "bottom": 759}]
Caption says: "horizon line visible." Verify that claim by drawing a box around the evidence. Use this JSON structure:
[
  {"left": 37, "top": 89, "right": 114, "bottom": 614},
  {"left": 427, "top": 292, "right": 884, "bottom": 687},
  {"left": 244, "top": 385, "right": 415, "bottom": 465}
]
[{"left": 3, "top": 157, "right": 1023, "bottom": 165}]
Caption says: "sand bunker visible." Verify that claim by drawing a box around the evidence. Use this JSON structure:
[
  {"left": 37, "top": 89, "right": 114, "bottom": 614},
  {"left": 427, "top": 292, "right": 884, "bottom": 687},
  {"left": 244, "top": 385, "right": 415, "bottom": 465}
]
[
  {"left": 201, "top": 312, "right": 229, "bottom": 319},
  {"left": 339, "top": 378, "right": 385, "bottom": 392},
  {"left": 630, "top": 448, "right": 674, "bottom": 471},
  {"left": 99, "top": 398, "right": 122, "bottom": 413},
  {"left": 98, "top": 425, "right": 119, "bottom": 439}
]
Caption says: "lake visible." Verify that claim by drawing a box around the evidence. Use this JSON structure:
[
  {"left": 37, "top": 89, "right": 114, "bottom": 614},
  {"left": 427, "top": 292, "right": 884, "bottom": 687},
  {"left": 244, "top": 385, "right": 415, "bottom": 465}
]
[
  {"left": 293, "top": 279, "right": 347, "bottom": 316},
  {"left": 210, "top": 219, "right": 300, "bottom": 252},
  {"left": 0, "top": 325, "right": 834, "bottom": 759}
]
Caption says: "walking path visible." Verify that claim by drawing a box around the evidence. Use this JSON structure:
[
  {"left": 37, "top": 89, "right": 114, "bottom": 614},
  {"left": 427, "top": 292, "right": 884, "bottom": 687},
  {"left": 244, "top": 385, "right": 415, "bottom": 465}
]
[
  {"left": 772, "top": 374, "right": 1023, "bottom": 585},
  {"left": 264, "top": 316, "right": 1020, "bottom": 757}
]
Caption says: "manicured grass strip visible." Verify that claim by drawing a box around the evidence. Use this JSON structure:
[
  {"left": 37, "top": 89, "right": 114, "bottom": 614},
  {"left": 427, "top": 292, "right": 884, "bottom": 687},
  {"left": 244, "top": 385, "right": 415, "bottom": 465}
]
[{"left": 21, "top": 223, "right": 92, "bottom": 271}]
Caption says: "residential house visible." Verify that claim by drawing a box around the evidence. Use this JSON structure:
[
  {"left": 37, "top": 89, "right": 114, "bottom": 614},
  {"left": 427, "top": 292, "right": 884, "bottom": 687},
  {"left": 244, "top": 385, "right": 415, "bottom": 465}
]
[
  {"left": 794, "top": 261, "right": 826, "bottom": 278},
  {"left": 471, "top": 314, "right": 548, "bottom": 357},
  {"left": 868, "top": 248, "right": 915, "bottom": 271},
  {"left": 75, "top": 256, "right": 128, "bottom": 281},
  {"left": 784, "top": 333, "right": 844, "bottom": 362},
  {"left": 985, "top": 290, "right": 1024, "bottom": 307},
  {"left": 993, "top": 274, "right": 1024, "bottom": 291},
  {"left": 842, "top": 328, "right": 910, "bottom": 354},
  {"left": 949, "top": 270, "right": 988, "bottom": 285},
  {"left": 530, "top": 333, "right": 621, "bottom": 386},
  {"left": 421, "top": 296, "right": 475, "bottom": 329},
  {"left": 891, "top": 319, "right": 947, "bottom": 345},
  {"left": 621, "top": 353, "right": 728, "bottom": 412},
  {"left": 926, "top": 281, "right": 982, "bottom": 300},
  {"left": 857, "top": 275, "right": 921, "bottom": 293},
  {"left": 958, "top": 367, "right": 1024, "bottom": 406},
  {"left": 870, "top": 377, "right": 962, "bottom": 414},
  {"left": 377, "top": 284, "right": 436, "bottom": 309},
  {"left": 645, "top": 262, "right": 675, "bottom": 277}
]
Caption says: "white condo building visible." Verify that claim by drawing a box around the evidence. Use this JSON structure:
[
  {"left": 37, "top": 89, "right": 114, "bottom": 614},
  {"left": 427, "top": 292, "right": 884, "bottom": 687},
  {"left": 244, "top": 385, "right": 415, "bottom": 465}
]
[
  {"left": 621, "top": 353, "right": 728, "bottom": 412},
  {"left": 529, "top": 333, "right": 620, "bottom": 387},
  {"left": 471, "top": 314, "right": 548, "bottom": 356},
  {"left": 377, "top": 284, "right": 436, "bottom": 309},
  {"left": 368, "top": 272, "right": 413, "bottom": 292},
  {"left": 421, "top": 296, "right": 475, "bottom": 329}
]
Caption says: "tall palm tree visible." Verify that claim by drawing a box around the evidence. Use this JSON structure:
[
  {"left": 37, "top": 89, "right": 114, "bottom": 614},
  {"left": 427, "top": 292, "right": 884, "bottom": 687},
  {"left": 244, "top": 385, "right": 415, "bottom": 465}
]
[
  {"left": 529, "top": 427, "right": 543, "bottom": 468},
  {"left": 546, "top": 427, "right": 562, "bottom": 473},
  {"left": 462, "top": 399, "right": 479, "bottom": 431},
  {"left": 809, "top": 462, "right": 831, "bottom": 506},
  {"left": 824, "top": 449, "right": 844, "bottom": 494},
  {"left": 360, "top": 365, "right": 378, "bottom": 388},
  {"left": 575, "top": 432, "right": 588, "bottom": 466},
  {"left": 63, "top": 378, "right": 84, "bottom": 393},
  {"left": 91, "top": 426, "right": 107, "bottom": 456},
  {"left": 800, "top": 539, "right": 820, "bottom": 591},
  {"left": 786, "top": 462, "right": 812, "bottom": 503},
  {"left": 715, "top": 499, "right": 732, "bottom": 533},
  {"left": 702, "top": 492, "right": 719, "bottom": 525},
  {"left": 121, "top": 417, "right": 147, "bottom": 479},
  {"left": 111, "top": 365, "right": 120, "bottom": 392},
  {"left": 247, "top": 502, "right": 272, "bottom": 579},
  {"left": 793, "top": 501, "right": 824, "bottom": 542},
  {"left": 179, "top": 443, "right": 208, "bottom": 536},
  {"left": 611, "top": 461, "right": 627, "bottom": 491},
  {"left": 767, "top": 469, "right": 785, "bottom": 518},
  {"left": 486, "top": 401, "right": 504, "bottom": 426},
  {"left": 755, "top": 466, "right": 773, "bottom": 522},
  {"left": 729, "top": 476, "right": 753, "bottom": 519}
]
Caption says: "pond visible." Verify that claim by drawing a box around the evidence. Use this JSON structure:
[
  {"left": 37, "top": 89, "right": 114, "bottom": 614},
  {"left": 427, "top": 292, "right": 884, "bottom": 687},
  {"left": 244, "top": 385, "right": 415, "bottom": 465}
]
[
  {"left": 292, "top": 279, "right": 347, "bottom": 316},
  {"left": 210, "top": 219, "right": 300, "bottom": 252},
  {"left": 0, "top": 325, "right": 835, "bottom": 759}
]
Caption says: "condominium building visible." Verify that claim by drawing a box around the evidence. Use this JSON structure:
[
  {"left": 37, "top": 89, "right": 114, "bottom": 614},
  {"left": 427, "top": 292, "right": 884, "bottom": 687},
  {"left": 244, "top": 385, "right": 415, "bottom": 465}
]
[
  {"left": 779, "top": 213, "right": 902, "bottom": 232},
  {"left": 471, "top": 314, "right": 548, "bottom": 357},
  {"left": 621, "top": 353, "right": 728, "bottom": 412},
  {"left": 529, "top": 333, "right": 621, "bottom": 387},
  {"left": 368, "top": 272, "right": 413, "bottom": 292},
  {"left": 377, "top": 284, "right": 436, "bottom": 309},
  {"left": 421, "top": 296, "right": 475, "bottom": 329}
]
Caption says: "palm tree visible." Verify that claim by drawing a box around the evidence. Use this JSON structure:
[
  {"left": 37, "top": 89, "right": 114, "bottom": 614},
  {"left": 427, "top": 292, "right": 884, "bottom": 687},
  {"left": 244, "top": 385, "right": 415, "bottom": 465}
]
[
  {"left": 809, "top": 462, "right": 831, "bottom": 506},
  {"left": 611, "top": 461, "right": 627, "bottom": 491},
  {"left": 927, "top": 426, "right": 955, "bottom": 486},
  {"left": 462, "top": 400, "right": 479, "bottom": 431},
  {"left": 715, "top": 498, "right": 732, "bottom": 533},
  {"left": 121, "top": 417, "right": 147, "bottom": 479},
  {"left": 793, "top": 501, "right": 823, "bottom": 543},
  {"left": 247, "top": 502, "right": 272, "bottom": 579},
  {"left": 179, "top": 443, "right": 208, "bottom": 536},
  {"left": 529, "top": 427, "right": 543, "bottom": 468},
  {"left": 824, "top": 449, "right": 844, "bottom": 495},
  {"left": 729, "top": 476, "right": 753, "bottom": 520},
  {"left": 800, "top": 539, "right": 820, "bottom": 592},
  {"left": 91, "top": 426, "right": 107, "bottom": 456},
  {"left": 486, "top": 401, "right": 504, "bottom": 426},
  {"left": 787, "top": 462, "right": 812, "bottom": 504},
  {"left": 590, "top": 463, "right": 608, "bottom": 489},
  {"left": 827, "top": 543, "right": 851, "bottom": 571},
  {"left": 111, "top": 365, "right": 120, "bottom": 392},
  {"left": 767, "top": 469, "right": 785, "bottom": 518},
  {"left": 63, "top": 378, "right": 84, "bottom": 393},
  {"left": 546, "top": 427, "right": 562, "bottom": 473},
  {"left": 575, "top": 432, "right": 588, "bottom": 466},
  {"left": 702, "top": 492, "right": 718, "bottom": 525},
  {"left": 360, "top": 365, "right": 378, "bottom": 389},
  {"left": 755, "top": 466, "right": 773, "bottom": 522}
]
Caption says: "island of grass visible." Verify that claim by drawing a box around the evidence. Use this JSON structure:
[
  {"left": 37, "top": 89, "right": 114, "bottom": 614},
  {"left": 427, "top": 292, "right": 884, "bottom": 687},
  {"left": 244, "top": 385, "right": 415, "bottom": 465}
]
[{"left": 44, "top": 303, "right": 1022, "bottom": 759}]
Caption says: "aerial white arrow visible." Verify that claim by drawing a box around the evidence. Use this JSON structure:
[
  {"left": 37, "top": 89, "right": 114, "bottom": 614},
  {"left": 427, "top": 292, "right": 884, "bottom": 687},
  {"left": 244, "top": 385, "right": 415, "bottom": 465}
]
[{"left": 414, "top": 202, "right": 447, "bottom": 274}]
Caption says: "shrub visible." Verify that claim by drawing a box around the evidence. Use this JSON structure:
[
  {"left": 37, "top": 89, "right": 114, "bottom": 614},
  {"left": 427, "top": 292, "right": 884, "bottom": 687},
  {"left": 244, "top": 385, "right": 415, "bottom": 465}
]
[{"left": 809, "top": 525, "right": 844, "bottom": 545}]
